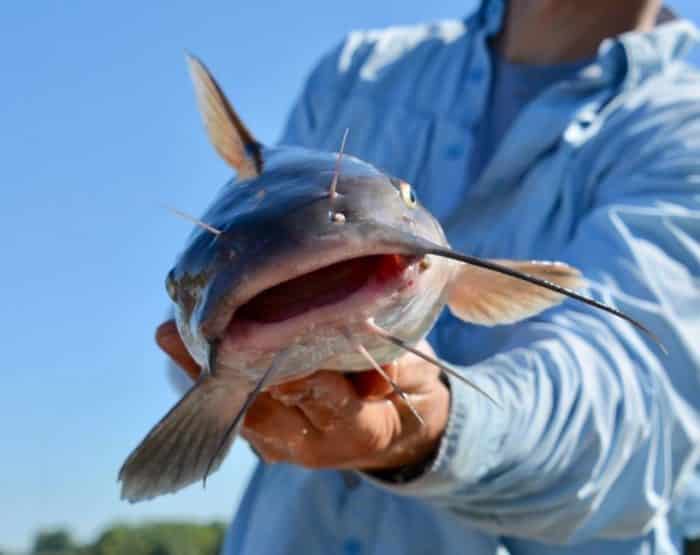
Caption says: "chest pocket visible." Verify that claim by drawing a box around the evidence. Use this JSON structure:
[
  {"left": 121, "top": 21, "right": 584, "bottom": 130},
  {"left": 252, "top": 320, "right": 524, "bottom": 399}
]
[{"left": 416, "top": 116, "right": 476, "bottom": 224}]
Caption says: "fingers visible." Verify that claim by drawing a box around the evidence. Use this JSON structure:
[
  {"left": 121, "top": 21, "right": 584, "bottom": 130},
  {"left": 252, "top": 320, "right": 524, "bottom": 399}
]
[
  {"left": 155, "top": 320, "right": 201, "bottom": 380},
  {"left": 242, "top": 371, "right": 402, "bottom": 468},
  {"left": 389, "top": 340, "right": 440, "bottom": 391},
  {"left": 270, "top": 371, "right": 402, "bottom": 462},
  {"left": 242, "top": 393, "right": 318, "bottom": 464},
  {"left": 349, "top": 363, "right": 399, "bottom": 400},
  {"left": 269, "top": 371, "right": 363, "bottom": 432}
]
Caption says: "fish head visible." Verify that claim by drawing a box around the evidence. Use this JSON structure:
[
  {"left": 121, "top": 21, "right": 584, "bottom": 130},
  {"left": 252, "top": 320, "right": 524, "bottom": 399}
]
[{"left": 166, "top": 140, "right": 455, "bottom": 377}]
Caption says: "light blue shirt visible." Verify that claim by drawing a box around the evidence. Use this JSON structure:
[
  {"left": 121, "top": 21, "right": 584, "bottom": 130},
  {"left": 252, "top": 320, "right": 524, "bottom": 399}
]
[
  {"left": 223, "top": 2, "right": 700, "bottom": 553},
  {"left": 470, "top": 52, "right": 593, "bottom": 180}
]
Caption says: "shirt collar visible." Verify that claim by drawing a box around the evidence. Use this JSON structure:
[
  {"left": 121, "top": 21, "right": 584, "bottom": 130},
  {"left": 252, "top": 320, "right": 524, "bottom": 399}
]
[{"left": 612, "top": 15, "right": 700, "bottom": 88}]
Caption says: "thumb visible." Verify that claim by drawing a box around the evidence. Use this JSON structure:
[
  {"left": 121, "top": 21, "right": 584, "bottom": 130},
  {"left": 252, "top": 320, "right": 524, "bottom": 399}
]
[
  {"left": 155, "top": 320, "right": 201, "bottom": 381},
  {"left": 349, "top": 362, "right": 399, "bottom": 400}
]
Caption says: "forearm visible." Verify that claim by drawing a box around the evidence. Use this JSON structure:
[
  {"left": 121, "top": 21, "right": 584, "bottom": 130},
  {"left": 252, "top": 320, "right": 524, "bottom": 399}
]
[{"left": 365, "top": 311, "right": 700, "bottom": 543}]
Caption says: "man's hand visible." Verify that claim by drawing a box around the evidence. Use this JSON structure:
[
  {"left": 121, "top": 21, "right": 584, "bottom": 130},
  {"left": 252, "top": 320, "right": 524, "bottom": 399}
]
[{"left": 156, "top": 320, "right": 450, "bottom": 472}]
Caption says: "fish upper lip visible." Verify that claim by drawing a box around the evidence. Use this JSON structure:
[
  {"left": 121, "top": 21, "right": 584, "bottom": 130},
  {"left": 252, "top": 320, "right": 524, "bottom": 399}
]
[{"left": 200, "top": 243, "right": 422, "bottom": 342}]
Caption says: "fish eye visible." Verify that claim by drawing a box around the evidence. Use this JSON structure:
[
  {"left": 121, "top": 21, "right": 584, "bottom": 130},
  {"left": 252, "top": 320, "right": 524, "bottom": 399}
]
[
  {"left": 399, "top": 181, "right": 417, "bottom": 208},
  {"left": 165, "top": 270, "right": 177, "bottom": 301}
]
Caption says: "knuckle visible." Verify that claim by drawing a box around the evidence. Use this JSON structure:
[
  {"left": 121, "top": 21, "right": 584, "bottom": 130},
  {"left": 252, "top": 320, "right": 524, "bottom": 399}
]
[
  {"left": 356, "top": 426, "right": 392, "bottom": 456},
  {"left": 358, "top": 410, "right": 402, "bottom": 455}
]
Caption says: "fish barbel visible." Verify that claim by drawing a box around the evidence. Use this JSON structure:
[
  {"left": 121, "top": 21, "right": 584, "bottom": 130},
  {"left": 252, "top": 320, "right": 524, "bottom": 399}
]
[{"left": 118, "top": 55, "right": 661, "bottom": 502}]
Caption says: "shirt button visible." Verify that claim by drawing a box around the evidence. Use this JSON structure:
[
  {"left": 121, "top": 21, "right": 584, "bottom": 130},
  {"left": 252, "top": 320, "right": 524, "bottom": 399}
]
[{"left": 343, "top": 538, "right": 363, "bottom": 555}]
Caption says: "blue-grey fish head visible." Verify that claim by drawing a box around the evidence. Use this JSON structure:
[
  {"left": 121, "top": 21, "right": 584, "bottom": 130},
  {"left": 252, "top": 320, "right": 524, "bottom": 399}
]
[{"left": 166, "top": 146, "right": 450, "bottom": 369}]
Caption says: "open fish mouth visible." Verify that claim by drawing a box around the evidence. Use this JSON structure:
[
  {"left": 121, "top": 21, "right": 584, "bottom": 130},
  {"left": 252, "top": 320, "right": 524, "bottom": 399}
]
[
  {"left": 221, "top": 253, "right": 422, "bottom": 349},
  {"left": 234, "top": 254, "right": 415, "bottom": 323}
]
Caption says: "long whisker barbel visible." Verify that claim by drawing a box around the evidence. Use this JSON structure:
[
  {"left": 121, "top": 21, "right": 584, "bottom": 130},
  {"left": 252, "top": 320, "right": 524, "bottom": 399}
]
[
  {"left": 164, "top": 204, "right": 223, "bottom": 236},
  {"left": 429, "top": 246, "right": 664, "bottom": 347},
  {"left": 365, "top": 319, "right": 502, "bottom": 408},
  {"left": 328, "top": 128, "right": 349, "bottom": 200},
  {"left": 343, "top": 329, "right": 425, "bottom": 426}
]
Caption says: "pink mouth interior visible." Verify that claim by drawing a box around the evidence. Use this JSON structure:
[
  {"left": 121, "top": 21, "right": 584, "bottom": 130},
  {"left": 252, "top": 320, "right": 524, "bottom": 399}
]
[{"left": 234, "top": 254, "right": 411, "bottom": 324}]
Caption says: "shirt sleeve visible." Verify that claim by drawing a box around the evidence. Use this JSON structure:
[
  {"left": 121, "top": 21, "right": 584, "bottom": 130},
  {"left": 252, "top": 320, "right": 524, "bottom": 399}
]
[{"left": 364, "top": 111, "right": 700, "bottom": 544}]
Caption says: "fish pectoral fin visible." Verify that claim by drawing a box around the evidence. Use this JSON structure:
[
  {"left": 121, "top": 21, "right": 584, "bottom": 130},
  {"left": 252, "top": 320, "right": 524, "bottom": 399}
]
[
  {"left": 118, "top": 376, "right": 251, "bottom": 503},
  {"left": 186, "top": 54, "right": 263, "bottom": 179},
  {"left": 447, "top": 260, "right": 584, "bottom": 326}
]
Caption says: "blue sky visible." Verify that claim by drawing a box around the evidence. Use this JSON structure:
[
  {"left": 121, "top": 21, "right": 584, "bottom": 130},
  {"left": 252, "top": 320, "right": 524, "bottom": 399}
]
[{"left": 2, "top": 1, "right": 699, "bottom": 551}]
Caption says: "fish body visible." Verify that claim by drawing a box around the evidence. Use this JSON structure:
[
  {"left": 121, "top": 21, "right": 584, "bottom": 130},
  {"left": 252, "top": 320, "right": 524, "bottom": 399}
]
[{"left": 118, "top": 55, "right": 658, "bottom": 503}]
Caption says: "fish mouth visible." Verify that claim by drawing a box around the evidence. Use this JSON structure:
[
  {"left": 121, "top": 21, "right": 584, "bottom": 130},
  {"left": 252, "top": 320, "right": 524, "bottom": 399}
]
[
  {"left": 218, "top": 252, "right": 421, "bottom": 349},
  {"left": 234, "top": 254, "right": 414, "bottom": 324}
]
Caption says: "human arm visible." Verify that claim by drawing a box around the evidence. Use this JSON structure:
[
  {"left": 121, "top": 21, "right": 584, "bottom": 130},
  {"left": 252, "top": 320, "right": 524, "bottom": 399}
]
[{"left": 358, "top": 117, "right": 700, "bottom": 543}]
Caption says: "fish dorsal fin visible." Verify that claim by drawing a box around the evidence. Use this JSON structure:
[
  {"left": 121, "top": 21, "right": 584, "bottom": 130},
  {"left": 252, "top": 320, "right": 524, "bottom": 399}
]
[
  {"left": 186, "top": 54, "right": 263, "bottom": 179},
  {"left": 447, "top": 260, "right": 584, "bottom": 325}
]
